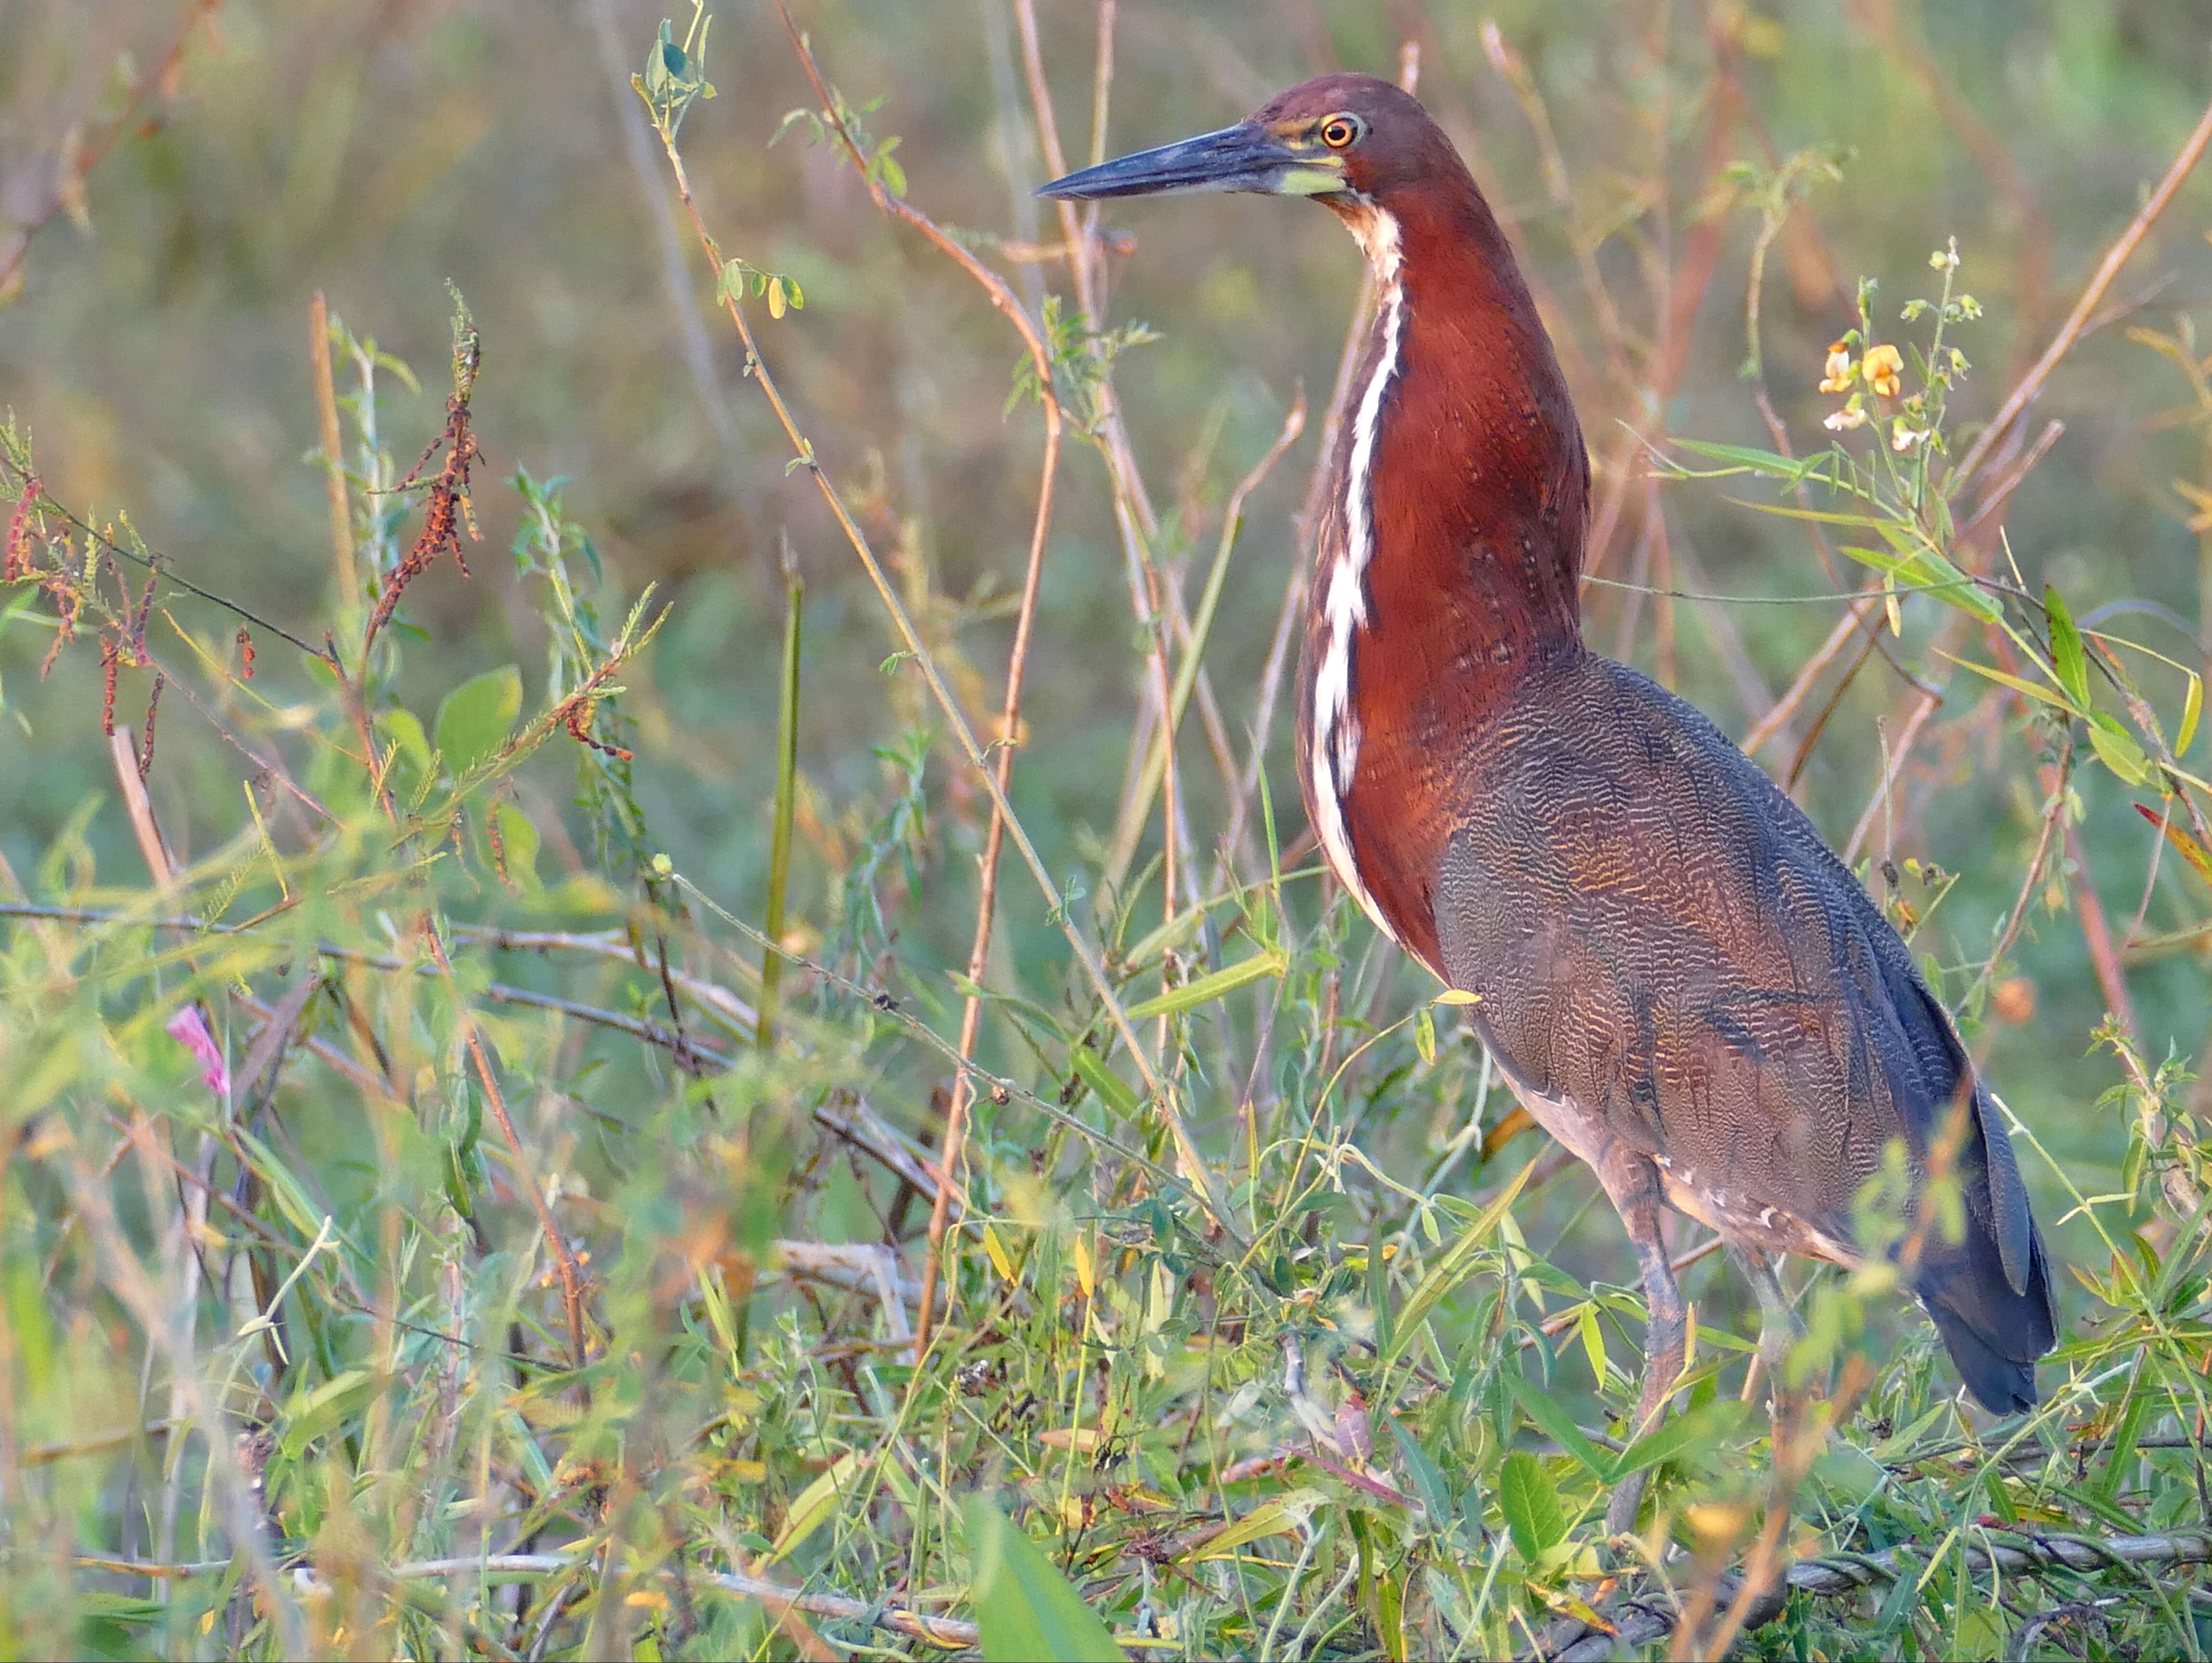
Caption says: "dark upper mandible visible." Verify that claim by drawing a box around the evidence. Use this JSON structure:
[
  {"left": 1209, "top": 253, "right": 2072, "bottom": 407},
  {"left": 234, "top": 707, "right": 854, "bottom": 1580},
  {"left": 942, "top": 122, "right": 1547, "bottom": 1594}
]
[{"left": 1038, "top": 73, "right": 1468, "bottom": 206}]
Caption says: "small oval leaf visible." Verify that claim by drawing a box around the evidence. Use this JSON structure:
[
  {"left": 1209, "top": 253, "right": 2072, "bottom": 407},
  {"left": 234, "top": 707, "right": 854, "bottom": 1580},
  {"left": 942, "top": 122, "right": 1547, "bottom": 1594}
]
[
  {"left": 434, "top": 665, "right": 522, "bottom": 776},
  {"left": 1499, "top": 1449, "right": 1565, "bottom": 1561},
  {"left": 490, "top": 799, "right": 542, "bottom": 894}
]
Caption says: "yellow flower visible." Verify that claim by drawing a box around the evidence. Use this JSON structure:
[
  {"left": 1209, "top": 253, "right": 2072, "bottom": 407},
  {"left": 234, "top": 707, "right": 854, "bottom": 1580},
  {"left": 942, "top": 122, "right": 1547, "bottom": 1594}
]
[
  {"left": 1824, "top": 405, "right": 1868, "bottom": 432},
  {"left": 1818, "top": 341, "right": 1854, "bottom": 394},
  {"left": 1862, "top": 343, "right": 1904, "bottom": 398},
  {"left": 1891, "top": 421, "right": 1927, "bottom": 452}
]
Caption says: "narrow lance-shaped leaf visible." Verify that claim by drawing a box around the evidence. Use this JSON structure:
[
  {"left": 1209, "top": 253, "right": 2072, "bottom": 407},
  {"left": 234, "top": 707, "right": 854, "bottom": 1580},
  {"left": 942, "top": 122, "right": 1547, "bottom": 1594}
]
[
  {"left": 1506, "top": 1370, "right": 1613, "bottom": 1479},
  {"left": 1382, "top": 1156, "right": 1536, "bottom": 1368},
  {"left": 1067, "top": 1045, "right": 1140, "bottom": 1120},
  {"left": 2045, "top": 585, "right": 2091, "bottom": 710},
  {"left": 1121, "top": 947, "right": 1288, "bottom": 1020},
  {"left": 1183, "top": 1489, "right": 1327, "bottom": 1561},
  {"left": 1671, "top": 439, "right": 1825, "bottom": 481},
  {"left": 1938, "top": 651, "right": 2073, "bottom": 711},
  {"left": 765, "top": 1450, "right": 863, "bottom": 1566},
  {"left": 2136, "top": 803, "right": 2212, "bottom": 890},
  {"left": 964, "top": 1498, "right": 1120, "bottom": 1663}
]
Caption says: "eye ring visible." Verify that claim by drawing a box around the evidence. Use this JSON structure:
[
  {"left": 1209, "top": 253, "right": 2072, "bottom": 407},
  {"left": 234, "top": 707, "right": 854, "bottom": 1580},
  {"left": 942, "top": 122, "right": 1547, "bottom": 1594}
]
[{"left": 1319, "top": 113, "right": 1364, "bottom": 150}]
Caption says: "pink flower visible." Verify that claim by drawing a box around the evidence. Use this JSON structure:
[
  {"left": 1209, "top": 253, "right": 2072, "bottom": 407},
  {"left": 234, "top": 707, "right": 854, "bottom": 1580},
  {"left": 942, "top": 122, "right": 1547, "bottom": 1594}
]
[{"left": 166, "top": 1006, "right": 230, "bottom": 1098}]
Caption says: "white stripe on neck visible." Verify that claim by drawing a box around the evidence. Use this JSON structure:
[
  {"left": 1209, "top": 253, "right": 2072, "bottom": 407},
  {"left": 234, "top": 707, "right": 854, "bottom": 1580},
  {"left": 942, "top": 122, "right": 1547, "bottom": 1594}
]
[{"left": 1309, "top": 206, "right": 1404, "bottom": 941}]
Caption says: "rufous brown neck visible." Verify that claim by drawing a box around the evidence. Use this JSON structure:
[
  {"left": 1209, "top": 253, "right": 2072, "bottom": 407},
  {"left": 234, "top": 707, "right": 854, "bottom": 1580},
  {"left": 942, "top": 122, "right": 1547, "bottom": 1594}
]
[{"left": 1298, "top": 156, "right": 1590, "bottom": 970}]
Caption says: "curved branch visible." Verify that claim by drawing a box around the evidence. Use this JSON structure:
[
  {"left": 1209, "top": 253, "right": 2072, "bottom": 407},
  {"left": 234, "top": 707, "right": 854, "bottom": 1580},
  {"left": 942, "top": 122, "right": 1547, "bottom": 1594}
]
[{"left": 1541, "top": 1527, "right": 2212, "bottom": 1661}]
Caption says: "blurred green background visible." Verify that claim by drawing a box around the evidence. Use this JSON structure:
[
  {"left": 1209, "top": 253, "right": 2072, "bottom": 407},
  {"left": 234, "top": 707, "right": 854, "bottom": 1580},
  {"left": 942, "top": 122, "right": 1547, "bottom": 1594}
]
[{"left": 5, "top": 0, "right": 2211, "bottom": 1272}]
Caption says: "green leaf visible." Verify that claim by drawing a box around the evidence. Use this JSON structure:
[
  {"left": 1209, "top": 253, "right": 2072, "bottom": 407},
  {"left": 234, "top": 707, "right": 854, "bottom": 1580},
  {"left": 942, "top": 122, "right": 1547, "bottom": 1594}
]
[
  {"left": 1836, "top": 542, "right": 1915, "bottom": 580},
  {"left": 2085, "top": 715, "right": 2150, "bottom": 786},
  {"left": 2044, "top": 585, "right": 2090, "bottom": 710},
  {"left": 1909, "top": 547, "right": 2003, "bottom": 621},
  {"left": 1369, "top": 1234, "right": 1395, "bottom": 1355},
  {"left": 1067, "top": 1046, "right": 1139, "bottom": 1120},
  {"left": 2179, "top": 671, "right": 2202, "bottom": 757},
  {"left": 1937, "top": 652, "right": 2072, "bottom": 711},
  {"left": 1413, "top": 1007, "right": 1437, "bottom": 1065},
  {"left": 1719, "top": 496, "right": 1886, "bottom": 529},
  {"left": 1868, "top": 1401, "right": 1952, "bottom": 1462},
  {"left": 280, "top": 1368, "right": 377, "bottom": 1459},
  {"left": 1809, "top": 1440, "right": 1887, "bottom": 1507},
  {"left": 1576, "top": 1304, "right": 1607, "bottom": 1389},
  {"left": 874, "top": 138, "right": 908, "bottom": 199},
  {"left": 1613, "top": 1399, "right": 1747, "bottom": 1478},
  {"left": 643, "top": 25, "right": 674, "bottom": 95},
  {"left": 1506, "top": 1371, "right": 1612, "bottom": 1479},
  {"left": 1836, "top": 543, "right": 2000, "bottom": 621},
  {"left": 434, "top": 665, "right": 521, "bottom": 775},
  {"left": 1498, "top": 1450, "right": 1565, "bottom": 1562},
  {"left": 1953, "top": 1608, "right": 2005, "bottom": 1660},
  {"left": 1671, "top": 439, "right": 1819, "bottom": 480},
  {"left": 1186, "top": 1489, "right": 1325, "bottom": 1560},
  {"left": 376, "top": 707, "right": 432, "bottom": 773},
  {"left": 1382, "top": 1157, "right": 1535, "bottom": 1368},
  {"left": 491, "top": 799, "right": 542, "bottom": 894},
  {"left": 765, "top": 1449, "right": 862, "bottom": 1566},
  {"left": 1122, "top": 948, "right": 1287, "bottom": 1019},
  {"left": 963, "top": 1497, "right": 1120, "bottom": 1663},
  {"left": 1387, "top": 1417, "right": 1454, "bottom": 1519}
]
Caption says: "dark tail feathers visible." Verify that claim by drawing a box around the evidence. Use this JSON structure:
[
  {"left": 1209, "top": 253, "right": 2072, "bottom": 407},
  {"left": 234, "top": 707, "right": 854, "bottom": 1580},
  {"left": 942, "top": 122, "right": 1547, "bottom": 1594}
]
[
  {"left": 1915, "top": 1093, "right": 2059, "bottom": 1413},
  {"left": 1921, "top": 1246, "right": 2054, "bottom": 1412}
]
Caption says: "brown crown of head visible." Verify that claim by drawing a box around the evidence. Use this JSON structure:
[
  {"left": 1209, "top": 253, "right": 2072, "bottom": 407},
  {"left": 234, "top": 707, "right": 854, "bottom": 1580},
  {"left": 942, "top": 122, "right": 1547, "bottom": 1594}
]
[{"left": 1246, "top": 73, "right": 1466, "bottom": 202}]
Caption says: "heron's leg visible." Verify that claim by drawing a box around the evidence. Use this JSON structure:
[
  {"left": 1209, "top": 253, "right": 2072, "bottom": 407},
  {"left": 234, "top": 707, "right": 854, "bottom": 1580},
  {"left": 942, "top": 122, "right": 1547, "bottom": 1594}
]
[
  {"left": 1594, "top": 1145, "right": 1685, "bottom": 1537},
  {"left": 1731, "top": 1243, "right": 1798, "bottom": 1448},
  {"left": 1729, "top": 1244, "right": 1794, "bottom": 1378}
]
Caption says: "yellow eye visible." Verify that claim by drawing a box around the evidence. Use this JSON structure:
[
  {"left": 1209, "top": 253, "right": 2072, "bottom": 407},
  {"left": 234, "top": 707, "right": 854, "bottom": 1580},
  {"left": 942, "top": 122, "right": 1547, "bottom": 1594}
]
[{"left": 1320, "top": 114, "right": 1363, "bottom": 149}]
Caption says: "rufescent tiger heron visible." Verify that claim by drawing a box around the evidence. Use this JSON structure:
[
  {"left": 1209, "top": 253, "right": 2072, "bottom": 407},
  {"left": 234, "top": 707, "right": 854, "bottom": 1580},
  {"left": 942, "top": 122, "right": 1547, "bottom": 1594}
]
[{"left": 1041, "top": 74, "right": 2057, "bottom": 1530}]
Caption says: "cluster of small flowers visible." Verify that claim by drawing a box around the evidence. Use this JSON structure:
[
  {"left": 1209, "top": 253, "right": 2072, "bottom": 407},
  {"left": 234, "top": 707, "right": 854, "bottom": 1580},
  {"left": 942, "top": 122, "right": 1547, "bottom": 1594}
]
[
  {"left": 1818, "top": 341, "right": 1925, "bottom": 451},
  {"left": 1817, "top": 248, "right": 1983, "bottom": 457}
]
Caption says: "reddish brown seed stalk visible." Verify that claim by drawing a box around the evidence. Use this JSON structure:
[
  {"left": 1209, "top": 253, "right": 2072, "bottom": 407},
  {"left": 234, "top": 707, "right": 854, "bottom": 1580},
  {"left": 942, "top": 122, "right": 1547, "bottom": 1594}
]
[
  {"left": 130, "top": 564, "right": 158, "bottom": 660},
  {"left": 139, "top": 674, "right": 164, "bottom": 779},
  {"left": 563, "top": 698, "right": 632, "bottom": 762},
  {"left": 40, "top": 559, "right": 78, "bottom": 678},
  {"left": 365, "top": 389, "right": 481, "bottom": 644},
  {"left": 100, "top": 637, "right": 120, "bottom": 736}
]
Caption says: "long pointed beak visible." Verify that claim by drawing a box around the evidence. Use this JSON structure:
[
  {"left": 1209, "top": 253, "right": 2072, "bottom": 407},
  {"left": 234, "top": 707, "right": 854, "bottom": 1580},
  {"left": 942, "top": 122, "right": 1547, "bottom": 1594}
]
[{"left": 1038, "top": 122, "right": 1343, "bottom": 200}]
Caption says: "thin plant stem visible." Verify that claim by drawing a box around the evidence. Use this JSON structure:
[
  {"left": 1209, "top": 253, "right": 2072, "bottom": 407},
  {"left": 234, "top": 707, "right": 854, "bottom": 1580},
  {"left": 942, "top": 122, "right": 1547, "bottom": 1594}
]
[
  {"left": 1956, "top": 91, "right": 2212, "bottom": 489},
  {"left": 1106, "top": 395, "right": 1306, "bottom": 893},
  {"left": 322, "top": 486, "right": 594, "bottom": 1368},
  {"left": 1011, "top": 0, "right": 1245, "bottom": 863},
  {"left": 766, "top": 6, "right": 1079, "bottom": 1344},
  {"left": 669, "top": 14, "right": 1233, "bottom": 1236},
  {"left": 308, "top": 293, "right": 358, "bottom": 638},
  {"left": 759, "top": 552, "right": 803, "bottom": 1049}
]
